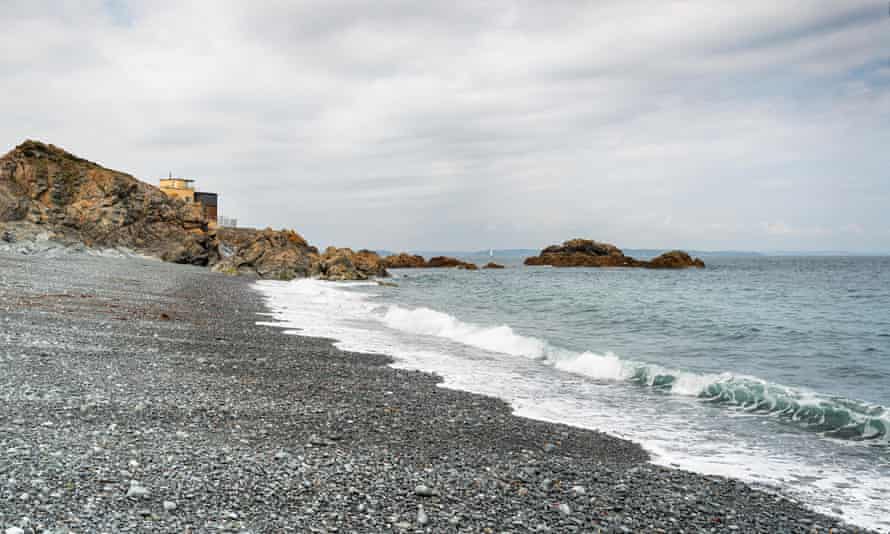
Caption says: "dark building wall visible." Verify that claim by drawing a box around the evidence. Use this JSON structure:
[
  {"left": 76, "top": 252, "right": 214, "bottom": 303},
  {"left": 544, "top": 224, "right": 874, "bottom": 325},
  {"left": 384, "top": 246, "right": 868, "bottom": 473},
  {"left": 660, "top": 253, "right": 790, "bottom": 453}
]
[{"left": 194, "top": 192, "right": 218, "bottom": 221}]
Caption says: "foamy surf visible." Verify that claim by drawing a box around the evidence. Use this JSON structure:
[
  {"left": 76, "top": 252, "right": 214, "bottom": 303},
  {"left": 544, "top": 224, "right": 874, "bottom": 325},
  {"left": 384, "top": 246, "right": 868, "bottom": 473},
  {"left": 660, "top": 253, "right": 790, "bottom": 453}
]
[
  {"left": 382, "top": 301, "right": 888, "bottom": 443},
  {"left": 255, "top": 278, "right": 890, "bottom": 532}
]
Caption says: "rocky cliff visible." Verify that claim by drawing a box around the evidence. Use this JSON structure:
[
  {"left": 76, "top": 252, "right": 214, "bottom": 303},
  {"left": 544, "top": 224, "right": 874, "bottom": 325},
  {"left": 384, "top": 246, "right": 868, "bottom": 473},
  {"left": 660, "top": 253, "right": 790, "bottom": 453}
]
[
  {"left": 0, "top": 140, "right": 217, "bottom": 264},
  {"left": 524, "top": 239, "right": 704, "bottom": 269}
]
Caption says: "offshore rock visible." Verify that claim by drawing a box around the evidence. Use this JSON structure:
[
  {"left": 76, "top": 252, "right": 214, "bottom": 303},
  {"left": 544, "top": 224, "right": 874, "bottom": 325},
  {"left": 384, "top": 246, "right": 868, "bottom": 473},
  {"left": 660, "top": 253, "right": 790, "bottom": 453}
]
[
  {"left": 382, "top": 252, "right": 427, "bottom": 268},
  {"left": 647, "top": 250, "right": 706, "bottom": 269},
  {"left": 427, "top": 256, "right": 478, "bottom": 270},
  {"left": 213, "top": 227, "right": 318, "bottom": 280},
  {"left": 483, "top": 262, "right": 505, "bottom": 269},
  {"left": 524, "top": 239, "right": 704, "bottom": 269},
  {"left": 0, "top": 140, "right": 217, "bottom": 265}
]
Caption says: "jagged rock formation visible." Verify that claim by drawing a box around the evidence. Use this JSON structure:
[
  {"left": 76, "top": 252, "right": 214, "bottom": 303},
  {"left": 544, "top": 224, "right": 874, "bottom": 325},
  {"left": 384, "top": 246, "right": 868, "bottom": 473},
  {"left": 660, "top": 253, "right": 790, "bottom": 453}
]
[
  {"left": 213, "top": 227, "right": 318, "bottom": 280},
  {"left": 313, "top": 247, "right": 388, "bottom": 281},
  {"left": 0, "top": 140, "right": 217, "bottom": 264},
  {"left": 483, "top": 262, "right": 505, "bottom": 269},
  {"left": 382, "top": 252, "right": 427, "bottom": 268},
  {"left": 214, "top": 228, "right": 388, "bottom": 281},
  {"left": 524, "top": 239, "right": 704, "bottom": 269}
]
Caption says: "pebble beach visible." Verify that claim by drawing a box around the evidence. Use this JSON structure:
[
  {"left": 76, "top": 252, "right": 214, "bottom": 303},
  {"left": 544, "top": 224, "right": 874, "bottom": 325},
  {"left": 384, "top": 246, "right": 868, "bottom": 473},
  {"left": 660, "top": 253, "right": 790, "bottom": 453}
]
[{"left": 0, "top": 251, "right": 871, "bottom": 533}]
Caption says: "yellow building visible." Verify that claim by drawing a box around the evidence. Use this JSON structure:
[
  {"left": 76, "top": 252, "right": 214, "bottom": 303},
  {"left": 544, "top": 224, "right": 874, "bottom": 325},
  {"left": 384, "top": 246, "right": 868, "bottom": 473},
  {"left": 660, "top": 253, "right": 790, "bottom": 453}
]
[
  {"left": 159, "top": 177, "right": 219, "bottom": 226},
  {"left": 159, "top": 178, "right": 196, "bottom": 202}
]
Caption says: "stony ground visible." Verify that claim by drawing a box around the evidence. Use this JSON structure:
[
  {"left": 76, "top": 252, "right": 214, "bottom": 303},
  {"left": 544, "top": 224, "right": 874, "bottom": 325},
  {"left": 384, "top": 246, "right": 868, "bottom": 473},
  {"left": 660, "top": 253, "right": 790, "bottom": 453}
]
[{"left": 0, "top": 251, "right": 872, "bottom": 533}]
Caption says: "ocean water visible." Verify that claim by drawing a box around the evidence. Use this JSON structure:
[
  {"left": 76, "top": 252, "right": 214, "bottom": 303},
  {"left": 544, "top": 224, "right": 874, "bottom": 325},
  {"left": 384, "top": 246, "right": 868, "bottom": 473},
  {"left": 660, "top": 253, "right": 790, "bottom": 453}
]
[{"left": 255, "top": 255, "right": 890, "bottom": 531}]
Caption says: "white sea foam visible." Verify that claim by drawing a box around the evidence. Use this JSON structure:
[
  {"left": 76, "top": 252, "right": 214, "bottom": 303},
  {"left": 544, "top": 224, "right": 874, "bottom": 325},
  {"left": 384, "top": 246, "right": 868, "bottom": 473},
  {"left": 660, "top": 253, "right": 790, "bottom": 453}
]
[
  {"left": 382, "top": 306, "right": 547, "bottom": 358},
  {"left": 254, "top": 278, "right": 890, "bottom": 532}
]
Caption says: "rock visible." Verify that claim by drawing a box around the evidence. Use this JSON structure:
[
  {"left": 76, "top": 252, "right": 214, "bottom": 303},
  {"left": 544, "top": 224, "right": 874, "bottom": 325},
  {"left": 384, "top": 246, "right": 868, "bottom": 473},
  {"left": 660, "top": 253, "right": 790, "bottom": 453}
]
[
  {"left": 558, "top": 503, "right": 571, "bottom": 516},
  {"left": 126, "top": 482, "right": 150, "bottom": 499},
  {"left": 645, "top": 250, "right": 705, "bottom": 269},
  {"left": 417, "top": 506, "right": 429, "bottom": 525},
  {"left": 0, "top": 140, "right": 218, "bottom": 265},
  {"left": 213, "top": 227, "right": 318, "bottom": 280},
  {"left": 414, "top": 484, "right": 434, "bottom": 497},
  {"left": 427, "top": 256, "right": 478, "bottom": 270},
  {"left": 312, "top": 247, "right": 388, "bottom": 281},
  {"left": 524, "top": 238, "right": 704, "bottom": 269},
  {"left": 163, "top": 500, "right": 177, "bottom": 511},
  {"left": 482, "top": 262, "right": 505, "bottom": 269},
  {"left": 571, "top": 485, "right": 586, "bottom": 495},
  {"left": 382, "top": 252, "right": 427, "bottom": 268}
]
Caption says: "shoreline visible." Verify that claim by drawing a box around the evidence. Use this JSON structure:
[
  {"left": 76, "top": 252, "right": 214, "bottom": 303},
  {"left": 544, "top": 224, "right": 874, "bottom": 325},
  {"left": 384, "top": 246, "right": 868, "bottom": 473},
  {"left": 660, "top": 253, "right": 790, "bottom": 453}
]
[{"left": 0, "top": 251, "right": 872, "bottom": 533}]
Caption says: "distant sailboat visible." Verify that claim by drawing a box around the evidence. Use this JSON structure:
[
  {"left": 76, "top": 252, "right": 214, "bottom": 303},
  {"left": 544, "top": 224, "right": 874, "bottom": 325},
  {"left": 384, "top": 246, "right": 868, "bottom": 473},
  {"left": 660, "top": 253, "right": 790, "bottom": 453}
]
[{"left": 489, "top": 249, "right": 494, "bottom": 257}]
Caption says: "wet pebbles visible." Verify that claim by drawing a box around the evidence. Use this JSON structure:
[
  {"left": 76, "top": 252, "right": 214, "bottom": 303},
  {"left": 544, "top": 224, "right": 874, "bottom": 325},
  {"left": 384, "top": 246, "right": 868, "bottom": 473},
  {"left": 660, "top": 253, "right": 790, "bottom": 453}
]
[{"left": 0, "top": 252, "right": 870, "bottom": 533}]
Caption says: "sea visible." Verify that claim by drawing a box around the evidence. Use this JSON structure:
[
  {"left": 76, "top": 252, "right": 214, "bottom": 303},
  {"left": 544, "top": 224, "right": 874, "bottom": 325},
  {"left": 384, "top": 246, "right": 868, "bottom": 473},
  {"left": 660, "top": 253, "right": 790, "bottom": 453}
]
[{"left": 255, "top": 254, "right": 890, "bottom": 531}]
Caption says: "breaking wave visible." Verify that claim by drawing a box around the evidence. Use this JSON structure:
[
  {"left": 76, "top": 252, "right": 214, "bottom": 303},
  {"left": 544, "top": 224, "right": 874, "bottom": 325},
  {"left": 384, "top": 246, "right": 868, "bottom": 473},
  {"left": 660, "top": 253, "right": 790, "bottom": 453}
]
[{"left": 381, "top": 304, "right": 889, "bottom": 443}]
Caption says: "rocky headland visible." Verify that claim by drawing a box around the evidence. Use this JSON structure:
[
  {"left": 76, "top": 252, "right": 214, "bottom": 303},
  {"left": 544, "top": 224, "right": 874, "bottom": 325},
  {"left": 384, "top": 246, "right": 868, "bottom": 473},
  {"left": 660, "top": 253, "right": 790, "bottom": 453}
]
[
  {"left": 0, "top": 141, "right": 388, "bottom": 281},
  {"left": 0, "top": 140, "right": 217, "bottom": 265},
  {"left": 525, "top": 239, "right": 705, "bottom": 269}
]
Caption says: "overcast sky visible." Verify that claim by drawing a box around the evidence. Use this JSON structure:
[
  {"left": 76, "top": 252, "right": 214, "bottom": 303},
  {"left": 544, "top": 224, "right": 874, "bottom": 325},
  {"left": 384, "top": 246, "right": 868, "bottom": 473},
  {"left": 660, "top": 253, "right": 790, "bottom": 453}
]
[{"left": 2, "top": 1, "right": 888, "bottom": 252}]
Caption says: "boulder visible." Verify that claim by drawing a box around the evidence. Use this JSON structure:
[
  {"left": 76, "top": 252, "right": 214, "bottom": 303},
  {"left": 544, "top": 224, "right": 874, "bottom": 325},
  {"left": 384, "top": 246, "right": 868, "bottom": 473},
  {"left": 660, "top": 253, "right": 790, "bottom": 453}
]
[
  {"left": 646, "top": 250, "right": 705, "bottom": 269},
  {"left": 524, "top": 239, "right": 704, "bottom": 269},
  {"left": 312, "top": 247, "right": 389, "bottom": 281},
  {"left": 482, "top": 262, "right": 505, "bottom": 269},
  {"left": 213, "top": 227, "right": 318, "bottom": 280},
  {"left": 427, "top": 256, "right": 478, "bottom": 270},
  {"left": 0, "top": 140, "right": 217, "bottom": 264},
  {"left": 382, "top": 252, "right": 427, "bottom": 268}
]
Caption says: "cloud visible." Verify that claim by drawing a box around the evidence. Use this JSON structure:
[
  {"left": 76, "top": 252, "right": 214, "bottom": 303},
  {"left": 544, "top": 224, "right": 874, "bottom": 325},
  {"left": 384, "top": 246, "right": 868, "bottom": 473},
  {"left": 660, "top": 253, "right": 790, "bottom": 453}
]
[{"left": 0, "top": 0, "right": 887, "bottom": 252}]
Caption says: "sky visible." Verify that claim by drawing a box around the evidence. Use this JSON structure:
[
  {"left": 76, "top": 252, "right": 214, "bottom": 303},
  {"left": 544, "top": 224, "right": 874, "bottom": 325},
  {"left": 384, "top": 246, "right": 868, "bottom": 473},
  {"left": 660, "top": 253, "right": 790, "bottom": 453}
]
[{"left": 1, "top": 1, "right": 888, "bottom": 252}]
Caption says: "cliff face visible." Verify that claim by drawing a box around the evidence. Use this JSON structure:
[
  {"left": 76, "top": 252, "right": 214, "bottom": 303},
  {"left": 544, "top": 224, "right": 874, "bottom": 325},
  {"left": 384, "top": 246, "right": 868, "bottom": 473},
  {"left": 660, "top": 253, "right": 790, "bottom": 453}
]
[
  {"left": 0, "top": 140, "right": 217, "bottom": 265},
  {"left": 524, "top": 239, "right": 704, "bottom": 269}
]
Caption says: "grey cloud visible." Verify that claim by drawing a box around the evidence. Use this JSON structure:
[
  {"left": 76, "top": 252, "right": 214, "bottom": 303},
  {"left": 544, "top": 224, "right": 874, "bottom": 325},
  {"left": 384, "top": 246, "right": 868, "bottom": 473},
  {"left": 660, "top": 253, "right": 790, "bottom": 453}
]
[{"left": 0, "top": 1, "right": 888, "bottom": 252}]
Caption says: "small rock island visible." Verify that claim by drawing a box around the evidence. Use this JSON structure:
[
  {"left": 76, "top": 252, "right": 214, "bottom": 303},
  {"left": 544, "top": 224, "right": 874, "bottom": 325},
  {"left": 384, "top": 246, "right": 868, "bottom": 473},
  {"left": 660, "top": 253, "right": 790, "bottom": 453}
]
[{"left": 524, "top": 239, "right": 705, "bottom": 269}]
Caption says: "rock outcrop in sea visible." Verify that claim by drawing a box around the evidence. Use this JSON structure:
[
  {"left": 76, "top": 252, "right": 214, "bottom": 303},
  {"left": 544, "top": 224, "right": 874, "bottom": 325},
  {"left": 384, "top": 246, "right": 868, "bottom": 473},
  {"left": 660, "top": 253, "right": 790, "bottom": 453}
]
[
  {"left": 382, "top": 252, "right": 427, "bottom": 268},
  {"left": 0, "top": 140, "right": 217, "bottom": 265},
  {"left": 382, "top": 252, "right": 479, "bottom": 270},
  {"left": 524, "top": 239, "right": 704, "bottom": 269}
]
